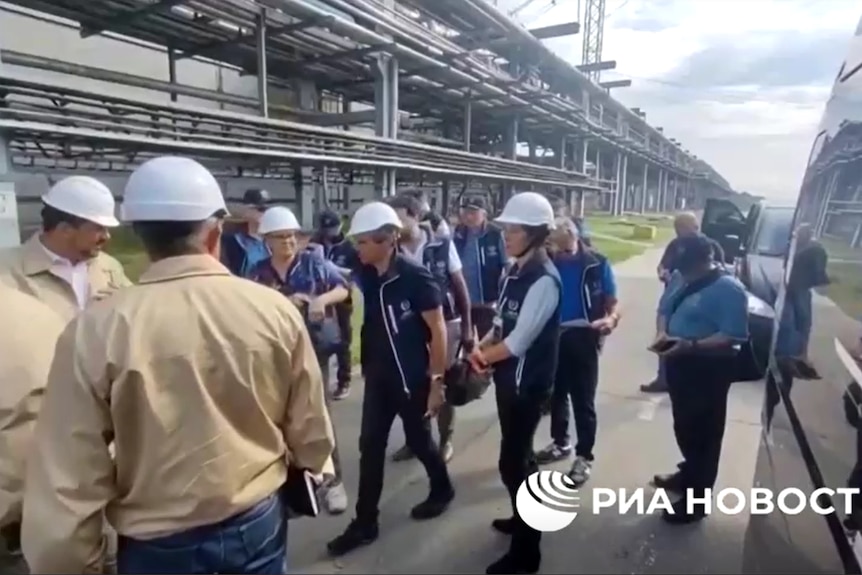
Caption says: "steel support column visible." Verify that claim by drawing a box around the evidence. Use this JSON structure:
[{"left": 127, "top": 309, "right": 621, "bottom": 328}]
[
  {"left": 617, "top": 154, "right": 628, "bottom": 216},
  {"left": 502, "top": 116, "right": 518, "bottom": 200},
  {"left": 463, "top": 93, "right": 473, "bottom": 152},
  {"left": 640, "top": 163, "right": 649, "bottom": 214},
  {"left": 255, "top": 10, "right": 269, "bottom": 117},
  {"left": 167, "top": 47, "right": 178, "bottom": 102},
  {"left": 657, "top": 169, "right": 665, "bottom": 212},
  {"left": 374, "top": 54, "right": 399, "bottom": 197}
]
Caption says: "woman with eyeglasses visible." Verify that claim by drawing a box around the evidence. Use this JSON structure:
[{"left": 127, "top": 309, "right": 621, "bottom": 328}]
[{"left": 249, "top": 206, "right": 351, "bottom": 516}]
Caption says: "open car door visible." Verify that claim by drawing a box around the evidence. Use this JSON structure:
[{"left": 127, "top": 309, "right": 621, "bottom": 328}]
[{"left": 701, "top": 197, "right": 752, "bottom": 264}]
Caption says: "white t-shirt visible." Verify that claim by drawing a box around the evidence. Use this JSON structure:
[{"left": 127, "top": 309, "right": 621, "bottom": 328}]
[{"left": 400, "top": 229, "right": 462, "bottom": 273}]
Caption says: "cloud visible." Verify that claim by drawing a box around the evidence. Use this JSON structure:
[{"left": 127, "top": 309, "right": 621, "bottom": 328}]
[{"left": 500, "top": 0, "right": 862, "bottom": 201}]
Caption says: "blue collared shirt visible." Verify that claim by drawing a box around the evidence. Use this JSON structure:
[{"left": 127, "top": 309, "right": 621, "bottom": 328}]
[
  {"left": 659, "top": 270, "right": 748, "bottom": 341},
  {"left": 249, "top": 251, "right": 347, "bottom": 297}
]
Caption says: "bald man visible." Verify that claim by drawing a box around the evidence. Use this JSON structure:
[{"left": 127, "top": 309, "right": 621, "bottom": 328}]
[{"left": 641, "top": 212, "right": 726, "bottom": 393}]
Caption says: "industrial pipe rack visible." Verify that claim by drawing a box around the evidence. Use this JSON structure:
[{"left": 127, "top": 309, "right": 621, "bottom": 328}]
[
  {"left": 0, "top": 0, "right": 710, "bottom": 180},
  {"left": 0, "top": 72, "right": 601, "bottom": 189}
]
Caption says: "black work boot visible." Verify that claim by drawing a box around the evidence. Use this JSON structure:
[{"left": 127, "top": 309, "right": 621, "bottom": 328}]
[
  {"left": 410, "top": 486, "right": 455, "bottom": 520},
  {"left": 491, "top": 517, "right": 516, "bottom": 535},
  {"left": 327, "top": 519, "right": 379, "bottom": 557},
  {"left": 640, "top": 379, "right": 668, "bottom": 393},
  {"left": 485, "top": 548, "right": 541, "bottom": 574},
  {"left": 651, "top": 471, "right": 685, "bottom": 494}
]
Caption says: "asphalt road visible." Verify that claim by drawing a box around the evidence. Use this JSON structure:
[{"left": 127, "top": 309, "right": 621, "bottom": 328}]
[{"left": 288, "top": 247, "right": 766, "bottom": 574}]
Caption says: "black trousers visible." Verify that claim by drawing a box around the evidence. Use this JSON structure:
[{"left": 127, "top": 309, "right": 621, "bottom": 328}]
[
  {"left": 665, "top": 354, "right": 733, "bottom": 495},
  {"left": 550, "top": 328, "right": 600, "bottom": 459},
  {"left": 334, "top": 302, "right": 353, "bottom": 387},
  {"left": 355, "top": 374, "right": 452, "bottom": 524},
  {"left": 496, "top": 383, "right": 546, "bottom": 553}
]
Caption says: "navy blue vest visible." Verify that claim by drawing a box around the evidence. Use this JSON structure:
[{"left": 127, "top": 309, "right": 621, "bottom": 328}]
[
  {"left": 357, "top": 255, "right": 437, "bottom": 393},
  {"left": 321, "top": 236, "right": 357, "bottom": 270},
  {"left": 453, "top": 224, "right": 506, "bottom": 304},
  {"left": 421, "top": 237, "right": 458, "bottom": 321},
  {"left": 495, "top": 255, "right": 561, "bottom": 394}
]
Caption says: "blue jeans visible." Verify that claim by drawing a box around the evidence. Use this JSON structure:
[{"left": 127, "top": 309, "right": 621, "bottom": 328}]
[{"left": 117, "top": 493, "right": 287, "bottom": 574}]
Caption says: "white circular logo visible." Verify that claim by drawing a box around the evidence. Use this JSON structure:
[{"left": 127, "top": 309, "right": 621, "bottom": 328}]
[{"left": 515, "top": 470, "right": 580, "bottom": 532}]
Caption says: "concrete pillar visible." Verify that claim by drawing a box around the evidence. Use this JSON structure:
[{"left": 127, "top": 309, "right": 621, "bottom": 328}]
[
  {"left": 640, "top": 163, "right": 649, "bottom": 214},
  {"left": 374, "top": 54, "right": 399, "bottom": 198}
]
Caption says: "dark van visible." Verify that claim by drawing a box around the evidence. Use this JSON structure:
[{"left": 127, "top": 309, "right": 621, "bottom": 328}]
[{"left": 712, "top": 14, "right": 862, "bottom": 574}]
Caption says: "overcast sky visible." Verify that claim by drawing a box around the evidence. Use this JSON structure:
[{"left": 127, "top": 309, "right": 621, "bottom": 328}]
[{"left": 498, "top": 0, "right": 861, "bottom": 201}]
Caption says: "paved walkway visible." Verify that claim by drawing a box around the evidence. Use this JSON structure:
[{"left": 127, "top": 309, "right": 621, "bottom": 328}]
[{"left": 286, "top": 247, "right": 765, "bottom": 574}]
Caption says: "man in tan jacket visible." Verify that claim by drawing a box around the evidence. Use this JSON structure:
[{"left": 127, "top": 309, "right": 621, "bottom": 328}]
[
  {"left": 0, "top": 287, "right": 66, "bottom": 573},
  {"left": 0, "top": 176, "right": 131, "bottom": 320},
  {"left": 22, "top": 156, "right": 334, "bottom": 575}
]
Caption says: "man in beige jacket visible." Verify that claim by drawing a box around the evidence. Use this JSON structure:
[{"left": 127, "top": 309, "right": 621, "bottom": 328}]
[
  {"left": 0, "top": 287, "right": 66, "bottom": 573},
  {"left": 22, "top": 156, "right": 334, "bottom": 575},
  {"left": 0, "top": 176, "right": 131, "bottom": 320}
]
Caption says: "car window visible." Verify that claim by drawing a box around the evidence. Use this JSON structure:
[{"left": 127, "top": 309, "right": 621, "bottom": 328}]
[{"left": 752, "top": 208, "right": 795, "bottom": 256}]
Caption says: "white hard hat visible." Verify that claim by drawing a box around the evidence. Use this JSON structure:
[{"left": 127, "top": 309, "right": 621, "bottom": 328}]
[
  {"left": 495, "top": 192, "right": 556, "bottom": 229},
  {"left": 42, "top": 176, "right": 119, "bottom": 227},
  {"left": 259, "top": 206, "right": 301, "bottom": 235},
  {"left": 346, "top": 202, "right": 402, "bottom": 237},
  {"left": 121, "top": 156, "right": 227, "bottom": 222}
]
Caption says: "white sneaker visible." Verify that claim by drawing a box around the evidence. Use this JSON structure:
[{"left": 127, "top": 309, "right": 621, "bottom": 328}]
[
  {"left": 322, "top": 480, "right": 349, "bottom": 515},
  {"left": 568, "top": 456, "right": 592, "bottom": 486}
]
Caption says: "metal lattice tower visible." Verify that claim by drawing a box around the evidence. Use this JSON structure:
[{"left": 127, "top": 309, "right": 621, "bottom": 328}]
[{"left": 581, "top": 0, "right": 607, "bottom": 82}]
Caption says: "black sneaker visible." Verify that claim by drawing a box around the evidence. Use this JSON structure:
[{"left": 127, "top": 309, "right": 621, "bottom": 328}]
[
  {"left": 327, "top": 520, "right": 379, "bottom": 557},
  {"left": 534, "top": 442, "right": 572, "bottom": 465},
  {"left": 411, "top": 487, "right": 455, "bottom": 520},
  {"left": 333, "top": 385, "right": 350, "bottom": 400},
  {"left": 640, "top": 379, "right": 668, "bottom": 393},
  {"left": 485, "top": 550, "right": 541, "bottom": 574},
  {"left": 491, "top": 517, "right": 515, "bottom": 535}
]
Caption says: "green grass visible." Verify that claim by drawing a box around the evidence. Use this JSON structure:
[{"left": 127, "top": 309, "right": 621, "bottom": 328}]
[{"left": 106, "top": 218, "right": 663, "bottom": 366}]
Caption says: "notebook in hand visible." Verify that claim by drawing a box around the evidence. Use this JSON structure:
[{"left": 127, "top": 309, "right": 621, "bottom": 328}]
[{"left": 282, "top": 465, "right": 320, "bottom": 519}]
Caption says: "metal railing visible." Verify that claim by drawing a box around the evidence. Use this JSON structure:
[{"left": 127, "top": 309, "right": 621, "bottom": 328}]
[{"left": 0, "top": 72, "right": 602, "bottom": 189}]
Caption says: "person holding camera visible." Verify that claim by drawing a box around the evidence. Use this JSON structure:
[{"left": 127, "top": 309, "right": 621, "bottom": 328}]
[{"left": 249, "top": 206, "right": 351, "bottom": 516}]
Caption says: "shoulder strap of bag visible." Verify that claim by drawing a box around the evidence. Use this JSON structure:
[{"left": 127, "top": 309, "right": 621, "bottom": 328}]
[{"left": 669, "top": 269, "right": 723, "bottom": 316}]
